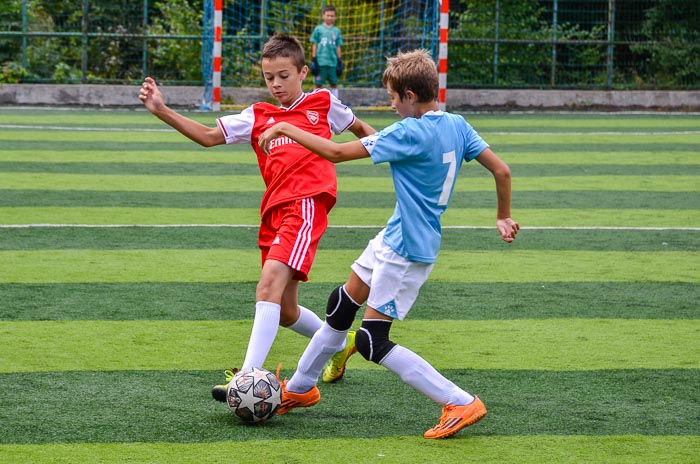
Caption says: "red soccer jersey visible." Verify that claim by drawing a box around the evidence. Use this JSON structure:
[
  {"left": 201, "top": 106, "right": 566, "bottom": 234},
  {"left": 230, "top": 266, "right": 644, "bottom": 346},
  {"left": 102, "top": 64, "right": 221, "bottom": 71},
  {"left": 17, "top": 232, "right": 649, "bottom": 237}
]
[{"left": 216, "top": 89, "right": 357, "bottom": 215}]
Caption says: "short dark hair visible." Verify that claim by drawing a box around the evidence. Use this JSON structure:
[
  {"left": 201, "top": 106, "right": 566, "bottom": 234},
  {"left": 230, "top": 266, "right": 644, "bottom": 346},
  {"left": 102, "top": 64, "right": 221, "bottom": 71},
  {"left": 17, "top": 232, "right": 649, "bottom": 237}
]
[
  {"left": 261, "top": 34, "right": 306, "bottom": 71},
  {"left": 382, "top": 49, "right": 439, "bottom": 103},
  {"left": 323, "top": 6, "right": 336, "bottom": 14}
]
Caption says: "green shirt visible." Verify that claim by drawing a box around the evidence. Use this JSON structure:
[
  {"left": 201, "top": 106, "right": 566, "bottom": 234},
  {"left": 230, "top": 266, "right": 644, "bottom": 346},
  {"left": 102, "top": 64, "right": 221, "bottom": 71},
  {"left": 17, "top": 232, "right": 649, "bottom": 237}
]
[{"left": 311, "top": 24, "right": 343, "bottom": 66}]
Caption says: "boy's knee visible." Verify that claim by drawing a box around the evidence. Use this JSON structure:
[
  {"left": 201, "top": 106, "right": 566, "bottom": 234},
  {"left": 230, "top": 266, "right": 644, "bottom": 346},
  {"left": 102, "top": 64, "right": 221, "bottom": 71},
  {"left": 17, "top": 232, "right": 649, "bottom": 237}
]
[
  {"left": 355, "top": 320, "right": 396, "bottom": 364},
  {"left": 325, "top": 285, "right": 360, "bottom": 331}
]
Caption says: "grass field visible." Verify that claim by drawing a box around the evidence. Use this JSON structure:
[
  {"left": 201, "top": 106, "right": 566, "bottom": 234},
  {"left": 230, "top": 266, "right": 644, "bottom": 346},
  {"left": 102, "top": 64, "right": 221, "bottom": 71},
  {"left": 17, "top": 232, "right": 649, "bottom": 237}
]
[{"left": 0, "top": 107, "right": 698, "bottom": 463}]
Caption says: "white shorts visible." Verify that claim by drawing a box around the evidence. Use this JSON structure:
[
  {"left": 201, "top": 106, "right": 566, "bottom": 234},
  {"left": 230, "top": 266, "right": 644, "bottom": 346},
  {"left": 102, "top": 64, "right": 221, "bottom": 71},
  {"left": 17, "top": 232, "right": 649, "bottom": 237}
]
[{"left": 351, "top": 229, "right": 434, "bottom": 321}]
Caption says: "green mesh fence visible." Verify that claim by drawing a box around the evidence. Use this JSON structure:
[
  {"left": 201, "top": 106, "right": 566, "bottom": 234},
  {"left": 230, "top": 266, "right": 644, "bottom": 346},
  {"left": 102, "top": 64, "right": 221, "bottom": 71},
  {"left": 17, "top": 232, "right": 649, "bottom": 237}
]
[{"left": 0, "top": 0, "right": 698, "bottom": 89}]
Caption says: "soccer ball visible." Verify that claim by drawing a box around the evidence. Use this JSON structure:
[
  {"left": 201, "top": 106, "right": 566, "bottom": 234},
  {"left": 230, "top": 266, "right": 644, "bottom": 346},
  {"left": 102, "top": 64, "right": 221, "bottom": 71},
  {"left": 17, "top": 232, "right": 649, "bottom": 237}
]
[{"left": 226, "top": 367, "right": 282, "bottom": 423}]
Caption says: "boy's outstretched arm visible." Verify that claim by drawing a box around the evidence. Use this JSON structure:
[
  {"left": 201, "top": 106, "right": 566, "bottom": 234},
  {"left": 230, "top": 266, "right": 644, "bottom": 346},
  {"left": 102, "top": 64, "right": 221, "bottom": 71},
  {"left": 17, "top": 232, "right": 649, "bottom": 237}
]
[
  {"left": 476, "top": 147, "right": 520, "bottom": 243},
  {"left": 258, "top": 121, "right": 369, "bottom": 163},
  {"left": 347, "top": 117, "right": 377, "bottom": 138},
  {"left": 139, "top": 77, "right": 225, "bottom": 147}
]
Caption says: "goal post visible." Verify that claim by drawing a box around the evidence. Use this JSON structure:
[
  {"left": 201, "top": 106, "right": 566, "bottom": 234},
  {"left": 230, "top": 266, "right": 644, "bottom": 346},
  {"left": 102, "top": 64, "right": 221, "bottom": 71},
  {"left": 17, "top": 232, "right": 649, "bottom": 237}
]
[
  {"left": 202, "top": 0, "right": 444, "bottom": 110},
  {"left": 201, "top": 0, "right": 223, "bottom": 111}
]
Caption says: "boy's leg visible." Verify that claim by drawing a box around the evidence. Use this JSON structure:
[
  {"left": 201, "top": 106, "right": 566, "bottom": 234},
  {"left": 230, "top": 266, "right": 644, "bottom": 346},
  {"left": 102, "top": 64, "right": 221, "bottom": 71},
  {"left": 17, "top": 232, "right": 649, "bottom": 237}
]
[
  {"left": 277, "top": 287, "right": 362, "bottom": 415},
  {"left": 284, "top": 281, "right": 364, "bottom": 395},
  {"left": 287, "top": 304, "right": 323, "bottom": 337},
  {"left": 328, "top": 66, "right": 339, "bottom": 98},
  {"left": 280, "top": 280, "right": 323, "bottom": 337},
  {"left": 239, "top": 259, "right": 294, "bottom": 370},
  {"left": 356, "top": 309, "right": 485, "bottom": 439}
]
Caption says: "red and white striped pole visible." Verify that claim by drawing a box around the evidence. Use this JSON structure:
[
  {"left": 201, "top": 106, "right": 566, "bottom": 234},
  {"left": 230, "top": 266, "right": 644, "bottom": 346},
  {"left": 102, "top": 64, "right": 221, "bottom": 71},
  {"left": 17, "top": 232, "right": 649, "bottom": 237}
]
[
  {"left": 438, "top": 0, "right": 449, "bottom": 111},
  {"left": 212, "top": 0, "right": 223, "bottom": 111}
]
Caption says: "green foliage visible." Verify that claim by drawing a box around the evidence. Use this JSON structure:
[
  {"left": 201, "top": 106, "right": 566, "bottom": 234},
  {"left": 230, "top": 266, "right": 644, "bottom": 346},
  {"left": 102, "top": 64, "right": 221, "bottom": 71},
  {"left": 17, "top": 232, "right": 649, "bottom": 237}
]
[
  {"left": 0, "top": 61, "right": 27, "bottom": 83},
  {"left": 451, "top": 0, "right": 610, "bottom": 88},
  {"left": 630, "top": 0, "right": 700, "bottom": 88},
  {"left": 148, "top": 0, "right": 203, "bottom": 82},
  {"left": 0, "top": 1, "right": 699, "bottom": 88}
]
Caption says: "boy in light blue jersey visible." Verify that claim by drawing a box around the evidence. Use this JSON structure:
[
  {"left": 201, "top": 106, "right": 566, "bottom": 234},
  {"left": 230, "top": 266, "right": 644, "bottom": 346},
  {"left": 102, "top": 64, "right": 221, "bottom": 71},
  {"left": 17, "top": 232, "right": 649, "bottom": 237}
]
[{"left": 258, "top": 49, "right": 519, "bottom": 439}]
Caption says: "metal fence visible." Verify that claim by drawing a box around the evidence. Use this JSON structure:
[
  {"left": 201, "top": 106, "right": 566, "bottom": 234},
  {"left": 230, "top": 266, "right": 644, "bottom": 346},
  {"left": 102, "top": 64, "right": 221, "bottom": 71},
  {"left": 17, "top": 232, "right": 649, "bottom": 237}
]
[{"left": 1, "top": 0, "right": 698, "bottom": 89}]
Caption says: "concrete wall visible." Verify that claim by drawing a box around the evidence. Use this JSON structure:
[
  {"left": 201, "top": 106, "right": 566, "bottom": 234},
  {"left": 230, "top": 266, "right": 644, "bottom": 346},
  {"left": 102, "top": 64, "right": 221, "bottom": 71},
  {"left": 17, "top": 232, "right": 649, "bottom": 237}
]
[{"left": 1, "top": 83, "right": 698, "bottom": 111}]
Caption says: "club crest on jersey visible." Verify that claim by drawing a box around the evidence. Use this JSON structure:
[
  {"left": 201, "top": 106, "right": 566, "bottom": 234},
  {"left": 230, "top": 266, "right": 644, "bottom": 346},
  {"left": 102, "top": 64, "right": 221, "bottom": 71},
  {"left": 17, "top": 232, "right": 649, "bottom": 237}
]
[{"left": 306, "top": 110, "right": 319, "bottom": 125}]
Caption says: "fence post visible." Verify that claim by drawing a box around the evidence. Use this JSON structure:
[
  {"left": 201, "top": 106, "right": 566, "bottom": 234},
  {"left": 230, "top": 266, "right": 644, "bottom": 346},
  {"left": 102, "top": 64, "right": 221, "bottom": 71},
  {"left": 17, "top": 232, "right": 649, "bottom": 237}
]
[
  {"left": 607, "top": 0, "right": 616, "bottom": 89},
  {"left": 21, "top": 0, "right": 28, "bottom": 70},
  {"left": 493, "top": 0, "right": 500, "bottom": 85},
  {"left": 81, "top": 0, "right": 89, "bottom": 84},
  {"left": 142, "top": 0, "right": 149, "bottom": 79},
  {"left": 551, "top": 0, "right": 558, "bottom": 87}
]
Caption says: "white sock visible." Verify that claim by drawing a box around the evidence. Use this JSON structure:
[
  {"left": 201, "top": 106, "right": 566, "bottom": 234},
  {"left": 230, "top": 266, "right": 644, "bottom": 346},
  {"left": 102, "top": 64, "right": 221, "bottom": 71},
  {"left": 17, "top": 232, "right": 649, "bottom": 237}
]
[
  {"left": 241, "top": 301, "right": 280, "bottom": 370},
  {"left": 287, "top": 322, "right": 346, "bottom": 393},
  {"left": 380, "top": 345, "right": 474, "bottom": 406},
  {"left": 287, "top": 305, "right": 323, "bottom": 338},
  {"left": 330, "top": 87, "right": 339, "bottom": 98}
]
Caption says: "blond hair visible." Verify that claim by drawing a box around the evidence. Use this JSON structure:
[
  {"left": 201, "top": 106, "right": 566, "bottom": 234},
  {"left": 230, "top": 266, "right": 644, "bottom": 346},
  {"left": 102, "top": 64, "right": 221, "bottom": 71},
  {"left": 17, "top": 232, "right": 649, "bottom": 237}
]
[{"left": 381, "top": 49, "right": 439, "bottom": 103}]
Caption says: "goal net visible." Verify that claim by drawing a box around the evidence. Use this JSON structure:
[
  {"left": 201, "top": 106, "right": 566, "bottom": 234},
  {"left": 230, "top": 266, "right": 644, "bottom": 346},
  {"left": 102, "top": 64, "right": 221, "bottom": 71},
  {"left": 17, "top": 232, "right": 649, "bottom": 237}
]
[{"left": 202, "top": 0, "right": 440, "bottom": 107}]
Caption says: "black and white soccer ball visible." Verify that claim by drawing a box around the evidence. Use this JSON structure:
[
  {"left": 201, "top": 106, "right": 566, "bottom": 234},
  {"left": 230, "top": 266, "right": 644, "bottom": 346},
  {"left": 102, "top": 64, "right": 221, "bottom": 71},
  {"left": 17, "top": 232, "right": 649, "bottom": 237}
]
[{"left": 226, "top": 367, "right": 282, "bottom": 423}]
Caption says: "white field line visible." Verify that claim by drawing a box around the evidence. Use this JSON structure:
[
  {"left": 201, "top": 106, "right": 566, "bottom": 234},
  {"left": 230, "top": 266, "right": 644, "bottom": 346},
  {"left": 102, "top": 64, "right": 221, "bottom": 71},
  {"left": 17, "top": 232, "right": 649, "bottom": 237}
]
[
  {"left": 1, "top": 124, "right": 700, "bottom": 136},
  {"left": 0, "top": 224, "right": 698, "bottom": 231}
]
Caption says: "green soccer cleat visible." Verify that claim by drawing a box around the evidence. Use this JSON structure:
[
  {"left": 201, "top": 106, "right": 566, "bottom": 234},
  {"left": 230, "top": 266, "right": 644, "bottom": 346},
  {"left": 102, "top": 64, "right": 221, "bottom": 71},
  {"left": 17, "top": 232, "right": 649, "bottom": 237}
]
[
  {"left": 211, "top": 368, "right": 238, "bottom": 403},
  {"left": 322, "top": 331, "right": 357, "bottom": 383}
]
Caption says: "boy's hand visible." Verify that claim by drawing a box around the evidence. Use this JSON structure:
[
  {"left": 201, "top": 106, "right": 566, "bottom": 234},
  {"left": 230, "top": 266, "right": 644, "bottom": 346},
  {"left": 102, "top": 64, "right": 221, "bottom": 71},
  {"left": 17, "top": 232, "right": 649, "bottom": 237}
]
[
  {"left": 139, "top": 77, "right": 165, "bottom": 114},
  {"left": 497, "top": 218, "right": 519, "bottom": 243},
  {"left": 258, "top": 122, "right": 292, "bottom": 155}
]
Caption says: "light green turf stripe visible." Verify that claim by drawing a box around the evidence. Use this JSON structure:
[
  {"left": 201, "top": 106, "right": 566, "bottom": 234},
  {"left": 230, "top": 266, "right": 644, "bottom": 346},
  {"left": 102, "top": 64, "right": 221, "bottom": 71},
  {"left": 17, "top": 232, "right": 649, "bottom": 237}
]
[
  {"left": 0, "top": 129, "right": 192, "bottom": 143},
  {"left": 10, "top": 129, "right": 688, "bottom": 145},
  {"left": 1, "top": 207, "right": 697, "bottom": 227},
  {"left": 2, "top": 173, "right": 696, "bottom": 192},
  {"left": 1, "top": 319, "right": 698, "bottom": 372},
  {"left": 2, "top": 150, "right": 697, "bottom": 166},
  {"left": 486, "top": 133, "right": 700, "bottom": 145},
  {"left": 0, "top": 250, "right": 695, "bottom": 283},
  {"left": 499, "top": 151, "right": 700, "bottom": 165},
  {"left": 0, "top": 173, "right": 265, "bottom": 191},
  {"left": 1, "top": 436, "right": 698, "bottom": 464},
  {"left": 471, "top": 115, "right": 700, "bottom": 130},
  {"left": 0, "top": 149, "right": 254, "bottom": 163}
]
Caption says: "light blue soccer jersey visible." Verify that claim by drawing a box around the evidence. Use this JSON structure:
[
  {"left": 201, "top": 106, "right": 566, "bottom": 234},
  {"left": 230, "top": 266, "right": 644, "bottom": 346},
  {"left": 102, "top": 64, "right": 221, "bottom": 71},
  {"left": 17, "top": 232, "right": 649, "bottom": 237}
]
[{"left": 360, "top": 111, "right": 488, "bottom": 263}]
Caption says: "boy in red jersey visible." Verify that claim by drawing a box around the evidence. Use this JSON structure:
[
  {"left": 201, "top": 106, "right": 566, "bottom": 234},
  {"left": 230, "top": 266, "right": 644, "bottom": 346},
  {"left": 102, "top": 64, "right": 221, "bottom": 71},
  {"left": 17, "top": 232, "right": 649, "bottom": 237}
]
[{"left": 139, "top": 34, "right": 375, "bottom": 402}]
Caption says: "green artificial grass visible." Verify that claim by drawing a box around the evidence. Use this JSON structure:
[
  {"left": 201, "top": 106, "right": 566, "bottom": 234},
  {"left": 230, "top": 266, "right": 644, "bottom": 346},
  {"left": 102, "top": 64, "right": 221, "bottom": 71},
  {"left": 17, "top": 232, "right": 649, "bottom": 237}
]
[
  {"left": 2, "top": 226, "right": 697, "bottom": 251},
  {"left": 1, "top": 109, "right": 697, "bottom": 463},
  {"left": 2, "top": 172, "right": 695, "bottom": 192},
  {"left": 2, "top": 189, "right": 698, "bottom": 210},
  {"left": 1, "top": 206, "right": 697, "bottom": 227},
  {"left": 1, "top": 319, "right": 698, "bottom": 372},
  {"left": 1, "top": 161, "right": 696, "bottom": 176},
  {"left": 0, "top": 282, "right": 697, "bottom": 321},
  {"left": 0, "top": 369, "right": 698, "bottom": 443},
  {"left": 1, "top": 436, "right": 699, "bottom": 464},
  {"left": 0, "top": 249, "right": 696, "bottom": 283}
]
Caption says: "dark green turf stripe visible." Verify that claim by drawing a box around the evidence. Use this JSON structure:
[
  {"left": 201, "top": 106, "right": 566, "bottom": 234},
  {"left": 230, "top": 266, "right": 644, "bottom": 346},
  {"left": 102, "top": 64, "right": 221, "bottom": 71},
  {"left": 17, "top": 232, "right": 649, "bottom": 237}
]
[
  {"left": 2, "top": 227, "right": 697, "bottom": 251},
  {"left": 0, "top": 162, "right": 263, "bottom": 176},
  {"left": 2, "top": 189, "right": 698, "bottom": 210},
  {"left": 0, "top": 282, "right": 696, "bottom": 320},
  {"left": 0, "top": 141, "right": 208, "bottom": 151},
  {"left": 467, "top": 163, "right": 699, "bottom": 177},
  {"left": 489, "top": 143, "right": 699, "bottom": 152},
  {"left": 1, "top": 161, "right": 696, "bottom": 177},
  {"left": 0, "top": 162, "right": 393, "bottom": 178},
  {"left": 0, "top": 369, "right": 697, "bottom": 443}
]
